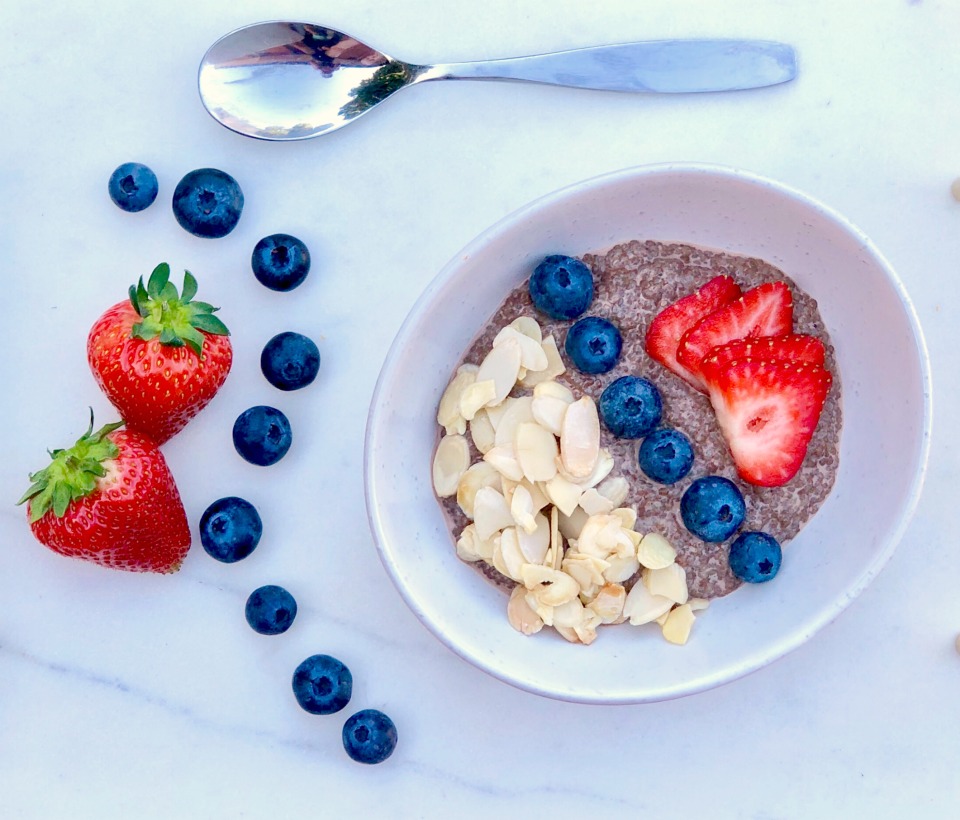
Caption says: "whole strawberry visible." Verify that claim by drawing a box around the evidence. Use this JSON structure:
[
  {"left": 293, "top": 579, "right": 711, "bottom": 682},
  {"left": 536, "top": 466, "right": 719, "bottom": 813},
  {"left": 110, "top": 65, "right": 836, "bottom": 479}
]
[
  {"left": 18, "top": 415, "right": 191, "bottom": 572},
  {"left": 87, "top": 263, "right": 232, "bottom": 444}
]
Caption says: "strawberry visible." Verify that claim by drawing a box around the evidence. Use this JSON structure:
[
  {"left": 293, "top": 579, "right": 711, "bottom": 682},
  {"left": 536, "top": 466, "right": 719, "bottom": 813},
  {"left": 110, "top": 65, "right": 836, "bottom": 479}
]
[
  {"left": 706, "top": 334, "right": 826, "bottom": 371},
  {"left": 87, "top": 263, "right": 232, "bottom": 444},
  {"left": 644, "top": 275, "right": 742, "bottom": 388},
  {"left": 18, "top": 415, "right": 191, "bottom": 572},
  {"left": 677, "top": 281, "right": 794, "bottom": 390},
  {"left": 700, "top": 357, "right": 832, "bottom": 488}
]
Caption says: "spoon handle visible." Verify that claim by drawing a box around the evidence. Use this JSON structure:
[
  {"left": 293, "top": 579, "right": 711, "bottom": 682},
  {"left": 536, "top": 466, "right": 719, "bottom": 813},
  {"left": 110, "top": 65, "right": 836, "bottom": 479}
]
[{"left": 420, "top": 39, "right": 796, "bottom": 94}]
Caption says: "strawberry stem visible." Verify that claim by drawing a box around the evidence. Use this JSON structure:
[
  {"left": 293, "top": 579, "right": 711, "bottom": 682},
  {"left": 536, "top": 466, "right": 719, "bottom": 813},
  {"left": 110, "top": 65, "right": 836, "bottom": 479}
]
[
  {"left": 128, "top": 264, "right": 229, "bottom": 356},
  {"left": 18, "top": 412, "right": 124, "bottom": 523}
]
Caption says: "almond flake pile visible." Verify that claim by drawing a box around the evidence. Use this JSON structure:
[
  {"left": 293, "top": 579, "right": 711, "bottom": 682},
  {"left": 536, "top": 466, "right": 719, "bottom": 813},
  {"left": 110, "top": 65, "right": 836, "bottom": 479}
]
[{"left": 433, "top": 316, "right": 708, "bottom": 645}]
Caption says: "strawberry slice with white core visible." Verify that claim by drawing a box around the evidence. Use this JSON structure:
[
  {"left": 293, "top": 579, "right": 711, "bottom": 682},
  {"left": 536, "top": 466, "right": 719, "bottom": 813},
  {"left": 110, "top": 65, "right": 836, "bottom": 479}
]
[
  {"left": 644, "top": 275, "right": 742, "bottom": 388},
  {"left": 707, "top": 334, "right": 826, "bottom": 371},
  {"left": 677, "top": 282, "right": 794, "bottom": 390},
  {"left": 701, "top": 357, "right": 832, "bottom": 488}
]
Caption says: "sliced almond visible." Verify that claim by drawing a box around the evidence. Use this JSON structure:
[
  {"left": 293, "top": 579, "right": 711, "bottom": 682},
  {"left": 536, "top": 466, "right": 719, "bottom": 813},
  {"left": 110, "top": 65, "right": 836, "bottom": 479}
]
[
  {"left": 602, "top": 553, "right": 640, "bottom": 584},
  {"left": 469, "top": 409, "right": 496, "bottom": 454},
  {"left": 554, "top": 625, "right": 582, "bottom": 644},
  {"left": 482, "top": 445, "right": 524, "bottom": 482},
  {"left": 623, "top": 581, "right": 674, "bottom": 625},
  {"left": 517, "top": 513, "right": 550, "bottom": 564},
  {"left": 562, "top": 552, "right": 609, "bottom": 597},
  {"left": 579, "top": 487, "right": 615, "bottom": 516},
  {"left": 549, "top": 505, "right": 563, "bottom": 570},
  {"left": 437, "top": 365, "right": 478, "bottom": 435},
  {"left": 432, "top": 435, "right": 470, "bottom": 497},
  {"left": 596, "top": 476, "right": 629, "bottom": 508},
  {"left": 494, "top": 325, "right": 549, "bottom": 372},
  {"left": 484, "top": 399, "right": 511, "bottom": 431},
  {"left": 459, "top": 379, "right": 497, "bottom": 421},
  {"left": 531, "top": 395, "right": 571, "bottom": 436},
  {"left": 557, "top": 506, "right": 589, "bottom": 541},
  {"left": 565, "top": 448, "right": 614, "bottom": 489},
  {"left": 509, "top": 482, "right": 539, "bottom": 534},
  {"left": 689, "top": 598, "right": 710, "bottom": 612},
  {"left": 507, "top": 585, "right": 544, "bottom": 635},
  {"left": 509, "top": 315, "right": 542, "bottom": 343},
  {"left": 495, "top": 527, "right": 526, "bottom": 581},
  {"left": 661, "top": 603, "right": 696, "bottom": 645},
  {"left": 476, "top": 337, "right": 522, "bottom": 406},
  {"left": 573, "top": 612, "right": 601, "bottom": 645},
  {"left": 542, "top": 474, "right": 584, "bottom": 517},
  {"left": 521, "top": 564, "right": 580, "bottom": 606},
  {"left": 588, "top": 583, "right": 627, "bottom": 624},
  {"left": 493, "top": 397, "right": 535, "bottom": 448},
  {"left": 515, "top": 422, "right": 559, "bottom": 483},
  {"left": 518, "top": 335, "right": 566, "bottom": 387},
  {"left": 454, "top": 524, "right": 483, "bottom": 563},
  {"left": 637, "top": 532, "right": 678, "bottom": 570},
  {"left": 551, "top": 597, "right": 587, "bottom": 629},
  {"left": 533, "top": 380, "right": 575, "bottom": 403},
  {"left": 643, "top": 563, "right": 689, "bottom": 605},
  {"left": 559, "top": 397, "right": 600, "bottom": 479},
  {"left": 456, "top": 461, "right": 500, "bottom": 519},
  {"left": 473, "top": 486, "right": 514, "bottom": 541},
  {"left": 611, "top": 506, "right": 638, "bottom": 531}
]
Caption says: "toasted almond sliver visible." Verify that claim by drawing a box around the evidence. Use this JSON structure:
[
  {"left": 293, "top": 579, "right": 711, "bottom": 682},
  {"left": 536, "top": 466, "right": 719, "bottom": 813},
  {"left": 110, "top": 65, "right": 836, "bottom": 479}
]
[
  {"left": 496, "top": 527, "right": 526, "bottom": 581},
  {"left": 559, "top": 397, "right": 600, "bottom": 479},
  {"left": 515, "top": 422, "right": 559, "bottom": 483},
  {"left": 530, "top": 394, "right": 570, "bottom": 436},
  {"left": 596, "top": 476, "right": 630, "bottom": 508},
  {"left": 542, "top": 475, "right": 584, "bottom": 517},
  {"left": 602, "top": 553, "right": 640, "bottom": 584},
  {"left": 494, "top": 326, "right": 549, "bottom": 372},
  {"left": 456, "top": 461, "right": 501, "bottom": 519},
  {"left": 661, "top": 603, "right": 696, "bottom": 645},
  {"left": 623, "top": 581, "right": 674, "bottom": 625},
  {"left": 643, "top": 563, "right": 689, "bottom": 605},
  {"left": 510, "top": 315, "right": 542, "bottom": 343},
  {"left": 476, "top": 338, "right": 522, "bottom": 406},
  {"left": 551, "top": 597, "right": 587, "bottom": 629},
  {"left": 588, "top": 583, "right": 627, "bottom": 624},
  {"left": 507, "top": 585, "right": 544, "bottom": 635},
  {"left": 520, "top": 565, "right": 580, "bottom": 606},
  {"left": 473, "top": 486, "right": 515, "bottom": 541},
  {"left": 611, "top": 506, "right": 638, "bottom": 531},
  {"left": 469, "top": 409, "right": 496, "bottom": 454},
  {"left": 579, "top": 487, "right": 615, "bottom": 516},
  {"left": 459, "top": 379, "right": 497, "bottom": 421},
  {"left": 455, "top": 524, "right": 483, "bottom": 562},
  {"left": 494, "top": 397, "right": 535, "bottom": 448},
  {"left": 519, "top": 335, "right": 566, "bottom": 387},
  {"left": 432, "top": 435, "right": 470, "bottom": 497},
  {"left": 562, "top": 552, "right": 609, "bottom": 594},
  {"left": 517, "top": 513, "right": 550, "bottom": 564},
  {"left": 510, "top": 483, "right": 539, "bottom": 534},
  {"left": 637, "top": 532, "right": 678, "bottom": 570},
  {"left": 482, "top": 445, "right": 525, "bottom": 482},
  {"left": 437, "top": 364, "right": 478, "bottom": 434}
]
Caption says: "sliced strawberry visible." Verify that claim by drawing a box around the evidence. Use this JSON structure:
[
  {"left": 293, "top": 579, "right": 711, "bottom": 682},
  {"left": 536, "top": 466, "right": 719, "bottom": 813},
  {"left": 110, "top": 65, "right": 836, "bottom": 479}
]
[
  {"left": 677, "top": 282, "right": 794, "bottom": 390},
  {"left": 706, "top": 334, "right": 826, "bottom": 372},
  {"left": 701, "top": 357, "right": 832, "bottom": 488},
  {"left": 644, "top": 275, "right": 742, "bottom": 388}
]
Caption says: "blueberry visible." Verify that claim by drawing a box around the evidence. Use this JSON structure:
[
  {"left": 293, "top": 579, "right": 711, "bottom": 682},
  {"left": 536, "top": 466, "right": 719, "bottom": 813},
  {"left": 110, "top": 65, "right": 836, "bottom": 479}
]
[
  {"left": 564, "top": 316, "right": 623, "bottom": 375},
  {"left": 292, "top": 654, "right": 352, "bottom": 715},
  {"left": 251, "top": 234, "right": 311, "bottom": 291},
  {"left": 599, "top": 376, "right": 662, "bottom": 439},
  {"left": 729, "top": 531, "right": 782, "bottom": 583},
  {"left": 680, "top": 476, "right": 746, "bottom": 542},
  {"left": 171, "top": 168, "right": 243, "bottom": 238},
  {"left": 232, "top": 405, "right": 292, "bottom": 466},
  {"left": 528, "top": 255, "right": 594, "bottom": 320},
  {"left": 342, "top": 709, "right": 398, "bottom": 765},
  {"left": 260, "top": 332, "right": 320, "bottom": 391},
  {"left": 245, "top": 585, "right": 297, "bottom": 635},
  {"left": 108, "top": 162, "right": 158, "bottom": 212},
  {"left": 638, "top": 428, "right": 695, "bottom": 485},
  {"left": 199, "top": 496, "right": 262, "bottom": 562}
]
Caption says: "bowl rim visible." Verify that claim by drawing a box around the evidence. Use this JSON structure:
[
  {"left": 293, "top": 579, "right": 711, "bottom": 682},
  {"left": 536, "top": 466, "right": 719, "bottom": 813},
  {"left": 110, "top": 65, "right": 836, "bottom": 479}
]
[{"left": 363, "top": 161, "right": 933, "bottom": 702}]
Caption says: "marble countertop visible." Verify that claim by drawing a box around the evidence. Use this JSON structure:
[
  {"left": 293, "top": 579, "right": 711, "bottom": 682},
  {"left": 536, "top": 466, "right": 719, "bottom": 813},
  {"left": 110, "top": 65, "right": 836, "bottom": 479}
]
[{"left": 2, "top": 0, "right": 958, "bottom": 817}]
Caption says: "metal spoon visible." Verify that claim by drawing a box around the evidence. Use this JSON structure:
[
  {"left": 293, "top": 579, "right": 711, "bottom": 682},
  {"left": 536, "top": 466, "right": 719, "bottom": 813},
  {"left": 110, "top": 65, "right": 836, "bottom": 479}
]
[{"left": 198, "top": 22, "right": 797, "bottom": 140}]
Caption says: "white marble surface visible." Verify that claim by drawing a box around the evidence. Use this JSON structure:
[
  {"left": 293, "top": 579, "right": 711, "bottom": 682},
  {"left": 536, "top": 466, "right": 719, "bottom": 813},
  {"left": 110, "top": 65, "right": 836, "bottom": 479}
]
[{"left": 1, "top": 0, "right": 957, "bottom": 816}]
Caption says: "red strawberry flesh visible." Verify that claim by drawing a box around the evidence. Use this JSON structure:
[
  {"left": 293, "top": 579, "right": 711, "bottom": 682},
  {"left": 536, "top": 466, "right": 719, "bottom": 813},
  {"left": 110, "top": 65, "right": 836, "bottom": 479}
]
[
  {"left": 644, "top": 274, "right": 742, "bottom": 388},
  {"left": 707, "top": 334, "right": 826, "bottom": 371},
  {"left": 700, "top": 357, "right": 832, "bottom": 488},
  {"left": 677, "top": 281, "right": 794, "bottom": 390}
]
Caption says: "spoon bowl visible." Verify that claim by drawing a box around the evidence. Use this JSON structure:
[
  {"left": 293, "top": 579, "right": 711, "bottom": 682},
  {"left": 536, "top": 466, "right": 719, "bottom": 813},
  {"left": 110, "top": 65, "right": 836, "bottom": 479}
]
[{"left": 199, "top": 22, "right": 797, "bottom": 141}]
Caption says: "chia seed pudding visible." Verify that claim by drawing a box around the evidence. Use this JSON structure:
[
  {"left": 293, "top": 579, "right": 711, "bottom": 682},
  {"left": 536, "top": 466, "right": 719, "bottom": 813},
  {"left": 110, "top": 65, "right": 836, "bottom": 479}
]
[{"left": 437, "top": 239, "right": 842, "bottom": 605}]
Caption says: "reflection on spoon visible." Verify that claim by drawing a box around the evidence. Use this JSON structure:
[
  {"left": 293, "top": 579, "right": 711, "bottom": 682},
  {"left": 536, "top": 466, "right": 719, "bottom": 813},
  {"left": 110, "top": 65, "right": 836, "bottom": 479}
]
[{"left": 199, "top": 22, "right": 798, "bottom": 140}]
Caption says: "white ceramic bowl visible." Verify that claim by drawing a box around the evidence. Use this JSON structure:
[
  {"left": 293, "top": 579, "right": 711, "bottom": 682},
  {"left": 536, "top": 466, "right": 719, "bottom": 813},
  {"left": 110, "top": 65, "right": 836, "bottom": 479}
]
[{"left": 364, "top": 163, "right": 931, "bottom": 703}]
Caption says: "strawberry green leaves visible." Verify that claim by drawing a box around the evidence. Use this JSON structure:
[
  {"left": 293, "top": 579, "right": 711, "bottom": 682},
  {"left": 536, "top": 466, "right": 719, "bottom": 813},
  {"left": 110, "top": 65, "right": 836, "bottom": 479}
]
[{"left": 128, "top": 263, "right": 229, "bottom": 356}]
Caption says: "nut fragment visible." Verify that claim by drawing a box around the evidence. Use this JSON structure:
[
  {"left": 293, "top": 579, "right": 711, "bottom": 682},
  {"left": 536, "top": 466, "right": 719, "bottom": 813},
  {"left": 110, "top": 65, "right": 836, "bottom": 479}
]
[
  {"left": 588, "top": 584, "right": 627, "bottom": 624},
  {"left": 456, "top": 461, "right": 501, "bottom": 518},
  {"left": 596, "top": 476, "right": 629, "bottom": 508},
  {"left": 559, "top": 397, "right": 601, "bottom": 479},
  {"left": 542, "top": 475, "right": 584, "bottom": 517},
  {"left": 494, "top": 397, "right": 534, "bottom": 448},
  {"left": 521, "top": 564, "right": 580, "bottom": 606},
  {"left": 509, "top": 482, "right": 539, "bottom": 534},
  {"left": 494, "top": 326, "right": 549, "bottom": 372},
  {"left": 661, "top": 603, "right": 696, "bottom": 645},
  {"left": 623, "top": 580, "right": 674, "bottom": 625},
  {"left": 519, "top": 335, "right": 566, "bottom": 387},
  {"left": 643, "top": 563, "right": 689, "bottom": 605},
  {"left": 476, "top": 337, "right": 522, "bottom": 406},
  {"left": 517, "top": 513, "right": 550, "bottom": 564},
  {"left": 557, "top": 506, "right": 589, "bottom": 541},
  {"left": 637, "top": 532, "right": 678, "bottom": 570},
  {"left": 494, "top": 527, "right": 526, "bottom": 581},
  {"left": 507, "top": 585, "right": 544, "bottom": 635},
  {"left": 509, "top": 315, "right": 542, "bottom": 343},
  {"left": 432, "top": 434, "right": 470, "bottom": 497},
  {"left": 459, "top": 379, "right": 497, "bottom": 421},
  {"left": 473, "top": 486, "right": 514, "bottom": 540},
  {"left": 482, "top": 445, "right": 525, "bottom": 481},
  {"left": 469, "top": 409, "right": 496, "bottom": 454},
  {"left": 515, "top": 422, "right": 559, "bottom": 482},
  {"left": 437, "top": 364, "right": 479, "bottom": 435},
  {"left": 579, "top": 487, "right": 615, "bottom": 516}
]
